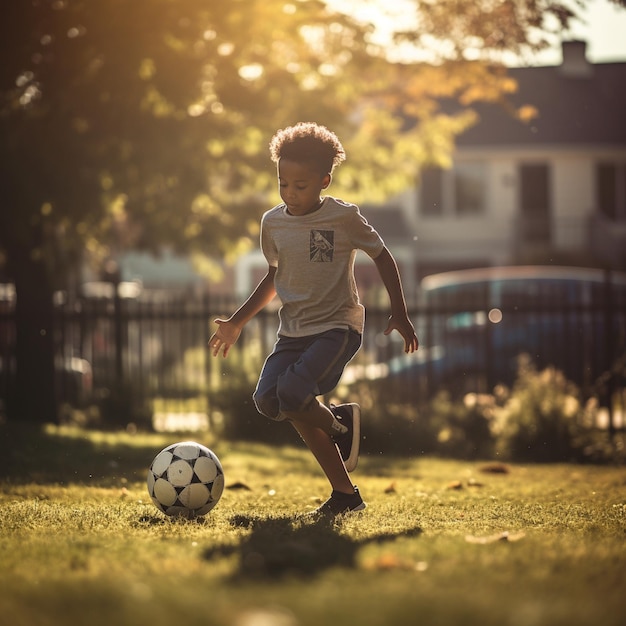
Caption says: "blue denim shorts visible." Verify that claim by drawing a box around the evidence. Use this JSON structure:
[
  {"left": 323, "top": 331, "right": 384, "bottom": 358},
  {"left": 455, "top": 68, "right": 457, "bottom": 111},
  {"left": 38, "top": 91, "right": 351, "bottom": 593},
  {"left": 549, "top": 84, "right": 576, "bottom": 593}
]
[{"left": 253, "top": 328, "right": 362, "bottom": 420}]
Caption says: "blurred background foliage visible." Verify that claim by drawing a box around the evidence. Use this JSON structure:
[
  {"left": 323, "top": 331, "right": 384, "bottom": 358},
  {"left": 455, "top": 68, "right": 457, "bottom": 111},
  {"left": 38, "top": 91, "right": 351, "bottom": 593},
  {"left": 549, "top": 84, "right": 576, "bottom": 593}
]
[
  {"left": 136, "top": 351, "right": 623, "bottom": 463},
  {"left": 0, "top": 0, "right": 616, "bottom": 424},
  {"left": 1, "top": 0, "right": 597, "bottom": 283}
]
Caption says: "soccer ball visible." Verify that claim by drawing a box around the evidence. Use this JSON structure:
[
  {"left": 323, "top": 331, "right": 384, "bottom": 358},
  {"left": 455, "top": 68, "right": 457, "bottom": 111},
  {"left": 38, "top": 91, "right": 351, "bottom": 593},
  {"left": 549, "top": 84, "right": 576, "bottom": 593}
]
[{"left": 147, "top": 441, "right": 224, "bottom": 518}]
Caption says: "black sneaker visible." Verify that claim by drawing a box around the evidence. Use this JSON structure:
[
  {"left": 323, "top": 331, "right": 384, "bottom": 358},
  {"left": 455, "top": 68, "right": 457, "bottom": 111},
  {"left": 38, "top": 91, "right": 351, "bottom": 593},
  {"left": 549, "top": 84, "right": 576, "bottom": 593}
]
[
  {"left": 312, "top": 487, "right": 366, "bottom": 518},
  {"left": 331, "top": 403, "right": 361, "bottom": 472}
]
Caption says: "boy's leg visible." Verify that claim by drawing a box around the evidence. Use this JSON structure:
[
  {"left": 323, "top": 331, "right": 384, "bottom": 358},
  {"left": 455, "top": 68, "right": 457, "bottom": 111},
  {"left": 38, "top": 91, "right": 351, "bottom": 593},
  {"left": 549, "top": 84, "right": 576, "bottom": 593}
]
[
  {"left": 286, "top": 407, "right": 354, "bottom": 494},
  {"left": 253, "top": 336, "right": 304, "bottom": 421},
  {"left": 282, "top": 401, "right": 343, "bottom": 436},
  {"left": 288, "top": 410, "right": 365, "bottom": 517},
  {"left": 254, "top": 329, "right": 365, "bottom": 514},
  {"left": 279, "top": 329, "right": 362, "bottom": 485},
  {"left": 283, "top": 400, "right": 360, "bottom": 472}
]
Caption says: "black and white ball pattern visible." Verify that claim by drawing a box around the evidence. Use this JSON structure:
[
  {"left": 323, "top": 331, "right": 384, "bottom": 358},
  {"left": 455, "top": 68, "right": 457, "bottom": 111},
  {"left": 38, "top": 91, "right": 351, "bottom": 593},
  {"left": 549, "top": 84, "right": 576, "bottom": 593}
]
[{"left": 147, "top": 441, "right": 224, "bottom": 518}]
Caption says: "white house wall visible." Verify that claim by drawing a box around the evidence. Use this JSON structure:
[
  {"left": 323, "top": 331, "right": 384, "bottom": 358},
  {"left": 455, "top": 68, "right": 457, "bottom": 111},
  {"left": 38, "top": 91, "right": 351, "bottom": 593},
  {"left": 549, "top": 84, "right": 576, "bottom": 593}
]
[
  {"left": 552, "top": 153, "right": 593, "bottom": 251},
  {"left": 403, "top": 145, "right": 626, "bottom": 269}
]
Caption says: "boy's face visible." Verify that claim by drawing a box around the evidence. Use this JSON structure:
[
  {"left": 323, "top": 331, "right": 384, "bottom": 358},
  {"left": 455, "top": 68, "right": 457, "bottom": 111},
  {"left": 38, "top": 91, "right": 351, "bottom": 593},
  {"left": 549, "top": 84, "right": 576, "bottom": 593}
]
[{"left": 277, "top": 158, "right": 330, "bottom": 216}]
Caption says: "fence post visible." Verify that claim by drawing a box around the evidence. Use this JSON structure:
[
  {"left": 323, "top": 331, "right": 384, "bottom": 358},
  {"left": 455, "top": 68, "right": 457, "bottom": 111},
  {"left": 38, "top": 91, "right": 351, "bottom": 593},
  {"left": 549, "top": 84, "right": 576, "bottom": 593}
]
[
  {"left": 603, "top": 268, "right": 615, "bottom": 439},
  {"left": 103, "top": 261, "right": 123, "bottom": 386}
]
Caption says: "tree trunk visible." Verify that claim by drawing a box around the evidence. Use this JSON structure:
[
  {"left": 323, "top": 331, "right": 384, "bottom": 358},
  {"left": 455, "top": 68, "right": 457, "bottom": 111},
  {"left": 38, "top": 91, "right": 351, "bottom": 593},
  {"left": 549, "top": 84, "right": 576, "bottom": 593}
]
[{"left": 8, "top": 244, "right": 58, "bottom": 424}]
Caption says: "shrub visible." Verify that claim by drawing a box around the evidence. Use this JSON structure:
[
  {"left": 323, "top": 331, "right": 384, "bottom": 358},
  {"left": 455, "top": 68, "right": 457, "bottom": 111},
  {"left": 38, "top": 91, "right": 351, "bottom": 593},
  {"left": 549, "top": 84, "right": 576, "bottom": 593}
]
[
  {"left": 429, "top": 390, "right": 496, "bottom": 460},
  {"left": 491, "top": 355, "right": 596, "bottom": 462}
]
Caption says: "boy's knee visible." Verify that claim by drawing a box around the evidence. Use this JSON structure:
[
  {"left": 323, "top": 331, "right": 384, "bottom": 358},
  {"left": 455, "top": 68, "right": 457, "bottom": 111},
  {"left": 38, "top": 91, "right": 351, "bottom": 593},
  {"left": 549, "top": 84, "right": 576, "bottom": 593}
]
[
  {"left": 253, "top": 390, "right": 285, "bottom": 422},
  {"left": 254, "top": 366, "right": 314, "bottom": 421}
]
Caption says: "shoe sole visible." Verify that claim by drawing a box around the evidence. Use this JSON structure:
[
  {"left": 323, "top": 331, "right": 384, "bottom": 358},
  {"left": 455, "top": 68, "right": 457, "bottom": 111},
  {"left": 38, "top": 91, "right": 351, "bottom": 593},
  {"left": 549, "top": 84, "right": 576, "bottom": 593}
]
[
  {"left": 308, "top": 500, "right": 367, "bottom": 518},
  {"left": 350, "top": 501, "right": 366, "bottom": 513},
  {"left": 342, "top": 403, "right": 360, "bottom": 472}
]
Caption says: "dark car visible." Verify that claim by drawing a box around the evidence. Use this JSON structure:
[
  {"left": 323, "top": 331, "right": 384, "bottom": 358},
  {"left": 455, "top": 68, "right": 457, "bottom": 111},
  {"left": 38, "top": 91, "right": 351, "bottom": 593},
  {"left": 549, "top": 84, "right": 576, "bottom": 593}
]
[{"left": 355, "top": 266, "right": 626, "bottom": 399}]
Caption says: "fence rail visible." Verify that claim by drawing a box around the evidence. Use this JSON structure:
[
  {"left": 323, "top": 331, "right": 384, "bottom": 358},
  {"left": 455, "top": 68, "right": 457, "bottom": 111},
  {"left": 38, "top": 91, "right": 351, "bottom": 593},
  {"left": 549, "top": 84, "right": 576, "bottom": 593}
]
[{"left": 1, "top": 285, "right": 625, "bottom": 430}]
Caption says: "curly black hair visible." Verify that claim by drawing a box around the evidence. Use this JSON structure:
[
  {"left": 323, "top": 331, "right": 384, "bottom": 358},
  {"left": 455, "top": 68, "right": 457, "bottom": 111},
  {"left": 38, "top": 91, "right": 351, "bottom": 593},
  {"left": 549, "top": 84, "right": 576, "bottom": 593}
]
[{"left": 269, "top": 122, "right": 346, "bottom": 175}]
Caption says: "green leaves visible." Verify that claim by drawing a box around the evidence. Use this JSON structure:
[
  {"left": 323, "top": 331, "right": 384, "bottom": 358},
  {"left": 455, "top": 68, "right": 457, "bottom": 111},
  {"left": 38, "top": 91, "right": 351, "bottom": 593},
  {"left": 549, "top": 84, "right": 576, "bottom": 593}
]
[{"left": 0, "top": 0, "right": 592, "bottom": 277}]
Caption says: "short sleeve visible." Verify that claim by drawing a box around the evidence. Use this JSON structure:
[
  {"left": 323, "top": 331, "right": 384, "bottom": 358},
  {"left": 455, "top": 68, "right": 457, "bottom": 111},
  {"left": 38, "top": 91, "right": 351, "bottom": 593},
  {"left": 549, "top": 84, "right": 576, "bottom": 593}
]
[
  {"left": 348, "top": 207, "right": 385, "bottom": 258},
  {"left": 260, "top": 212, "right": 279, "bottom": 267}
]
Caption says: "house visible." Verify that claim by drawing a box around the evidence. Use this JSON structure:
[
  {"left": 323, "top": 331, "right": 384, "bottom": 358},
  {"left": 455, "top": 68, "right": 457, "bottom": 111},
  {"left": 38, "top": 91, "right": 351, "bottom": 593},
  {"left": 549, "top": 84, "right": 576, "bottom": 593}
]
[
  {"left": 121, "top": 41, "right": 625, "bottom": 299},
  {"left": 235, "top": 41, "right": 626, "bottom": 300},
  {"left": 393, "top": 40, "right": 626, "bottom": 280}
]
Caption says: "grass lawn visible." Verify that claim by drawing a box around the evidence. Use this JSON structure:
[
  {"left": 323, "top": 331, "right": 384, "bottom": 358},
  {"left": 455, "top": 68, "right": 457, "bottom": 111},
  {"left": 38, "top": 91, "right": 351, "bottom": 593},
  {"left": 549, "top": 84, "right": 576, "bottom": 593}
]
[{"left": 1, "top": 423, "right": 625, "bottom": 626}]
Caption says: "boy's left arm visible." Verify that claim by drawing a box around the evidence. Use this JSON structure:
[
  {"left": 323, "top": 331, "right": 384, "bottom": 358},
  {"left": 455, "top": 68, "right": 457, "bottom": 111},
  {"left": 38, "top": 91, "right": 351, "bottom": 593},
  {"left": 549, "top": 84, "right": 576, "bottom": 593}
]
[{"left": 373, "top": 246, "right": 419, "bottom": 353}]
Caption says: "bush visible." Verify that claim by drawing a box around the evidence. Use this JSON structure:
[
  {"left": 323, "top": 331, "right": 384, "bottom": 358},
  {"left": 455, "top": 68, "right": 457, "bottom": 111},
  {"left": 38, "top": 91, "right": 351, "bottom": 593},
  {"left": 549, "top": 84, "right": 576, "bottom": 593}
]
[
  {"left": 341, "top": 355, "right": 615, "bottom": 463},
  {"left": 491, "top": 355, "right": 596, "bottom": 462},
  {"left": 429, "top": 390, "right": 496, "bottom": 460},
  {"left": 209, "top": 348, "right": 618, "bottom": 463}
]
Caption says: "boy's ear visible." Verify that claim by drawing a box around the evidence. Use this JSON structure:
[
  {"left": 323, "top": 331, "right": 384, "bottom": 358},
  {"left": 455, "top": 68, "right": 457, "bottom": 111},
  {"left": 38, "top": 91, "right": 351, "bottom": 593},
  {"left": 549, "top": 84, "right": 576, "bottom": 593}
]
[{"left": 322, "top": 173, "right": 332, "bottom": 189}]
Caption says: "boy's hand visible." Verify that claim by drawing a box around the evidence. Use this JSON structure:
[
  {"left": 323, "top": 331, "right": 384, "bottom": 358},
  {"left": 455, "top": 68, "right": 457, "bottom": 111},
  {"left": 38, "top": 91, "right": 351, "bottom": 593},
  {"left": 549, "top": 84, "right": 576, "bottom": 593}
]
[
  {"left": 384, "top": 314, "right": 419, "bottom": 353},
  {"left": 208, "top": 319, "right": 242, "bottom": 357}
]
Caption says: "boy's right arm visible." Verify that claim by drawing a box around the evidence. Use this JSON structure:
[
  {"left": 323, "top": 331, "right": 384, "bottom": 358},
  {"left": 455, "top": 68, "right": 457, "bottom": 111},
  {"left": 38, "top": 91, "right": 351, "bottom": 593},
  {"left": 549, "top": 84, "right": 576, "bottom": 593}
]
[{"left": 209, "top": 265, "right": 277, "bottom": 357}]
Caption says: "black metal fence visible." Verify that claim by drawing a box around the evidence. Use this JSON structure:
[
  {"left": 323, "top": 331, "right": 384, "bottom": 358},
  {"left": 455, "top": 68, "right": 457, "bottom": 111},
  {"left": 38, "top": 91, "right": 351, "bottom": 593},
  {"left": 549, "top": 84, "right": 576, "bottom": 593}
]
[{"left": 1, "top": 280, "right": 625, "bottom": 431}]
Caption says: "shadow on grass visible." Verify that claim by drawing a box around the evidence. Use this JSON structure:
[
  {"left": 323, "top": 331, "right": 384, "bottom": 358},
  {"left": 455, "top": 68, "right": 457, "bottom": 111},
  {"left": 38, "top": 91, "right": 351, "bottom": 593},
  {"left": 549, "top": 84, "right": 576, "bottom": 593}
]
[
  {"left": 203, "top": 514, "right": 422, "bottom": 581},
  {"left": 0, "top": 422, "right": 166, "bottom": 486},
  {"left": 0, "top": 422, "right": 331, "bottom": 486}
]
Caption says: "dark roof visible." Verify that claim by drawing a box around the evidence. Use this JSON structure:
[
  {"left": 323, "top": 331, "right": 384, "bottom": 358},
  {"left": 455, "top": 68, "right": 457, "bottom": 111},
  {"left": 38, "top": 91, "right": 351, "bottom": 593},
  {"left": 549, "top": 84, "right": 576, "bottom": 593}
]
[{"left": 453, "top": 58, "right": 626, "bottom": 147}]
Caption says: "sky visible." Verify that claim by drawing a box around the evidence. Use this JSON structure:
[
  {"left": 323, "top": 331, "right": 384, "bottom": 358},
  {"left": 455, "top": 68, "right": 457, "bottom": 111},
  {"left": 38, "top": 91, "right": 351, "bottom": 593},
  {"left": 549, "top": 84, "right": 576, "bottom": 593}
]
[
  {"left": 540, "top": 0, "right": 626, "bottom": 64},
  {"left": 328, "top": 0, "right": 626, "bottom": 66}
]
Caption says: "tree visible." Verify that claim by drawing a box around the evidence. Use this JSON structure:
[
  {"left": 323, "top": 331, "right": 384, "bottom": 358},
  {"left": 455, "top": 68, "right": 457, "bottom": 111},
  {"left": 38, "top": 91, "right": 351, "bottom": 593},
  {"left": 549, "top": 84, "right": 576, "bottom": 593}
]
[
  {"left": 0, "top": 0, "right": 379, "bottom": 422},
  {"left": 0, "top": 0, "right": 594, "bottom": 423}
]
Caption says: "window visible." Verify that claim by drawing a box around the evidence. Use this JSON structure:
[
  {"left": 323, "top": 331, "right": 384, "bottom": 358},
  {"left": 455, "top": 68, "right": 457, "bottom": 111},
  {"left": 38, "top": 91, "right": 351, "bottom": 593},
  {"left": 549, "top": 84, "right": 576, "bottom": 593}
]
[
  {"left": 520, "top": 164, "right": 550, "bottom": 215},
  {"left": 420, "top": 168, "right": 443, "bottom": 216},
  {"left": 519, "top": 163, "right": 551, "bottom": 243},
  {"left": 454, "top": 162, "right": 486, "bottom": 215},
  {"left": 596, "top": 162, "right": 626, "bottom": 221},
  {"left": 419, "top": 161, "right": 487, "bottom": 217}
]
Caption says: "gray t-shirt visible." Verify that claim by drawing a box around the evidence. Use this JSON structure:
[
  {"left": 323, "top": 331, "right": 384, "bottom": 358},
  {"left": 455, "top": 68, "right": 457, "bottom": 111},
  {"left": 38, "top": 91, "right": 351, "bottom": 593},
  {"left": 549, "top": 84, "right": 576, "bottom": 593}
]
[{"left": 260, "top": 196, "right": 385, "bottom": 337}]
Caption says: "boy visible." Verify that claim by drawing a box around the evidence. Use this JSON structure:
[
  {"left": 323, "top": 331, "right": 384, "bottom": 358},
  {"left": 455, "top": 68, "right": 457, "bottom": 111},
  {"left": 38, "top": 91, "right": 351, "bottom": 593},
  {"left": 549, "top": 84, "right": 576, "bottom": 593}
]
[{"left": 209, "top": 122, "right": 418, "bottom": 517}]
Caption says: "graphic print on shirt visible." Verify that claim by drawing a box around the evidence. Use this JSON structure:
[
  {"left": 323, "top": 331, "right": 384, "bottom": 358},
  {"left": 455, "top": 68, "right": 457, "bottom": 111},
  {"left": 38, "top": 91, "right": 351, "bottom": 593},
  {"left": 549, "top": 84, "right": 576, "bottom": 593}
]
[{"left": 310, "top": 230, "right": 334, "bottom": 262}]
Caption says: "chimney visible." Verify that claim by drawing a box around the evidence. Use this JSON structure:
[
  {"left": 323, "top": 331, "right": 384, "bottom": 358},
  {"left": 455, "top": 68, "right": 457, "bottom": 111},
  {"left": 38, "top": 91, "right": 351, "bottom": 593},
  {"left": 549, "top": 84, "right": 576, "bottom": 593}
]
[{"left": 559, "top": 40, "right": 593, "bottom": 78}]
